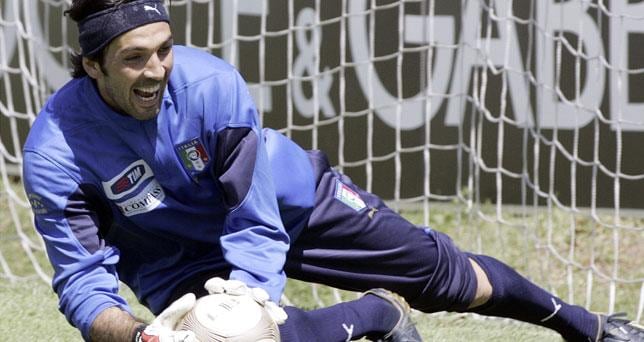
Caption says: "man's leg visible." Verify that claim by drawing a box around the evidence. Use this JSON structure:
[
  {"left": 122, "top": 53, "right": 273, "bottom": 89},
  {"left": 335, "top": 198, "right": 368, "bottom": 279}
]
[
  {"left": 285, "top": 162, "right": 619, "bottom": 341},
  {"left": 467, "top": 254, "right": 644, "bottom": 341},
  {"left": 466, "top": 254, "right": 599, "bottom": 341},
  {"left": 467, "top": 258, "right": 493, "bottom": 308},
  {"left": 279, "top": 289, "right": 420, "bottom": 342}
]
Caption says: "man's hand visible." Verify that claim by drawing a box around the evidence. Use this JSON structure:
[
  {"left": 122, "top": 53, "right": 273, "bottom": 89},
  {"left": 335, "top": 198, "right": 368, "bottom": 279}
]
[
  {"left": 204, "top": 277, "right": 288, "bottom": 324},
  {"left": 134, "top": 293, "right": 198, "bottom": 342}
]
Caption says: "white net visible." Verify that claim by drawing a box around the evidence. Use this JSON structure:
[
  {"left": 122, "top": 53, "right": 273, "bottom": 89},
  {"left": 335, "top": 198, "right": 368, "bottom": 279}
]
[{"left": 0, "top": 0, "right": 643, "bottom": 322}]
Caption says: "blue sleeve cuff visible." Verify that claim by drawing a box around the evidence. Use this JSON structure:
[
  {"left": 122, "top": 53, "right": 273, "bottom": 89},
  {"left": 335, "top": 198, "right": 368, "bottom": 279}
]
[{"left": 229, "top": 269, "right": 286, "bottom": 303}]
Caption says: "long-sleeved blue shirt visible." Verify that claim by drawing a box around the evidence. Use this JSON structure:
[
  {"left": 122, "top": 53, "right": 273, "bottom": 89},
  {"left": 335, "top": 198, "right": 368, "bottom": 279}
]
[{"left": 22, "top": 45, "right": 315, "bottom": 340}]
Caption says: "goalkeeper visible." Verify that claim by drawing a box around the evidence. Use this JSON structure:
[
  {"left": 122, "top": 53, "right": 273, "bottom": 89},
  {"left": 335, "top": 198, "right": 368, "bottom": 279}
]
[{"left": 22, "top": 0, "right": 643, "bottom": 341}]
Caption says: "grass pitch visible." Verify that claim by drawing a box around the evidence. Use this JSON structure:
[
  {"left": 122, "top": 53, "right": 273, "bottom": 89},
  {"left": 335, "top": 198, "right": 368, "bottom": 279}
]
[
  {"left": 3, "top": 179, "right": 641, "bottom": 341},
  {"left": 0, "top": 279, "right": 562, "bottom": 341}
]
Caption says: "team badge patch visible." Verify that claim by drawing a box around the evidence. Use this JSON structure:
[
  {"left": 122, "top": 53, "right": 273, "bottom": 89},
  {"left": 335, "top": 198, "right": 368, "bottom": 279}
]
[
  {"left": 27, "top": 193, "right": 48, "bottom": 215},
  {"left": 176, "top": 138, "right": 210, "bottom": 172},
  {"left": 334, "top": 180, "right": 367, "bottom": 211}
]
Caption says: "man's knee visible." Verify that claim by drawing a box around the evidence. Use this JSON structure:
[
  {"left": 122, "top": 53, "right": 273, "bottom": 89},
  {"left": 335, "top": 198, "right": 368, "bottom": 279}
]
[
  {"left": 406, "top": 230, "right": 481, "bottom": 312},
  {"left": 467, "top": 258, "right": 493, "bottom": 308}
]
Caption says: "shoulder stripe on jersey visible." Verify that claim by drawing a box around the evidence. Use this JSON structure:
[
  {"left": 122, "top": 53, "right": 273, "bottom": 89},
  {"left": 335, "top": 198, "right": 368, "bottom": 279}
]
[{"left": 212, "top": 127, "right": 256, "bottom": 210}]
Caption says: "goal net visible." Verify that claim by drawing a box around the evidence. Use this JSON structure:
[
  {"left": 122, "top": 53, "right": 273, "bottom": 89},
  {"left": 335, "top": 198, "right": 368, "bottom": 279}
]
[{"left": 1, "top": 0, "right": 642, "bottom": 322}]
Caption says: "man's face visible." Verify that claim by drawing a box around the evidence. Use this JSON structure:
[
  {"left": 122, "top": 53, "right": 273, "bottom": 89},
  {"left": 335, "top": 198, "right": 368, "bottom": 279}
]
[{"left": 85, "top": 22, "right": 173, "bottom": 120}]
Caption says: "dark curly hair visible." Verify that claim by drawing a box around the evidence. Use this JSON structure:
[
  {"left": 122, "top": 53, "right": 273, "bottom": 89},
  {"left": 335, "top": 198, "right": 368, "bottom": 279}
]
[{"left": 65, "top": 0, "right": 136, "bottom": 78}]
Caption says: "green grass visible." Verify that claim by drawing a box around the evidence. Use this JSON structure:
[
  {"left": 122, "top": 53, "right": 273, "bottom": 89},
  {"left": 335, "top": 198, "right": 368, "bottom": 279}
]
[
  {"left": 1, "top": 179, "right": 641, "bottom": 341},
  {"left": 0, "top": 278, "right": 562, "bottom": 341},
  {"left": 0, "top": 281, "right": 152, "bottom": 341}
]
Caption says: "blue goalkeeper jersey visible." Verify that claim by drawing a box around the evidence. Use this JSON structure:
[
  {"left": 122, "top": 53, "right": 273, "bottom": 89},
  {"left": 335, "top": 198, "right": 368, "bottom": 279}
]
[{"left": 22, "top": 45, "right": 316, "bottom": 339}]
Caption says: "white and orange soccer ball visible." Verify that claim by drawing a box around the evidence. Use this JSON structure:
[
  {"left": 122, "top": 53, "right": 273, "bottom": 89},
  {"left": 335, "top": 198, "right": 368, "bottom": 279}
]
[{"left": 178, "top": 293, "right": 281, "bottom": 342}]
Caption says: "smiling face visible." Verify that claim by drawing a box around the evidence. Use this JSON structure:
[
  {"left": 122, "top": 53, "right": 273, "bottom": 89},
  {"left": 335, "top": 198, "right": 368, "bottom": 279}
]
[{"left": 83, "top": 21, "right": 174, "bottom": 120}]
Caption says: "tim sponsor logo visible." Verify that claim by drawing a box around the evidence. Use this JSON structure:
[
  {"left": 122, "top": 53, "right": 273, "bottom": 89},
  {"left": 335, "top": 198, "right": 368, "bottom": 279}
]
[
  {"left": 111, "top": 164, "right": 145, "bottom": 195},
  {"left": 102, "top": 160, "right": 154, "bottom": 200}
]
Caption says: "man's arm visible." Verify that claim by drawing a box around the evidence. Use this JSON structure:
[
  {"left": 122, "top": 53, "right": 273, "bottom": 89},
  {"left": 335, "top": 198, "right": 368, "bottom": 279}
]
[
  {"left": 90, "top": 293, "right": 197, "bottom": 342},
  {"left": 204, "top": 69, "right": 290, "bottom": 302},
  {"left": 22, "top": 151, "right": 136, "bottom": 338},
  {"left": 90, "top": 307, "right": 142, "bottom": 342}
]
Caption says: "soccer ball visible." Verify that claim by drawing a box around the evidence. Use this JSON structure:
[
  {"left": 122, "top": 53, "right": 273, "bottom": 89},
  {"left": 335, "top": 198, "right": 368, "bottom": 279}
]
[{"left": 178, "top": 293, "right": 281, "bottom": 342}]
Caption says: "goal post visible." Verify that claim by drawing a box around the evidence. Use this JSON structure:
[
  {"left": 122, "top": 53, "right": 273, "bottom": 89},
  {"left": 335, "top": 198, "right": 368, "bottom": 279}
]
[{"left": 0, "top": 0, "right": 643, "bottom": 323}]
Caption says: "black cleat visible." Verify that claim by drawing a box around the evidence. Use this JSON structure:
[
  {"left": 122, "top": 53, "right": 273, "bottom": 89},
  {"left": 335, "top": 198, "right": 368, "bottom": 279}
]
[
  {"left": 599, "top": 313, "right": 644, "bottom": 342},
  {"left": 363, "top": 288, "right": 423, "bottom": 342}
]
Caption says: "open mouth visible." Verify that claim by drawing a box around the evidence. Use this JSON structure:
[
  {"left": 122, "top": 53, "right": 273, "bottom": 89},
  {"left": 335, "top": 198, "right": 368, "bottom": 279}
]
[{"left": 133, "top": 85, "right": 161, "bottom": 103}]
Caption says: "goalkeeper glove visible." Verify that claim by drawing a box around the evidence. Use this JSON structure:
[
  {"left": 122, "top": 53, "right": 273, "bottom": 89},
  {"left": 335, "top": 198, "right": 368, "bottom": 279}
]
[
  {"left": 203, "top": 277, "right": 288, "bottom": 324},
  {"left": 134, "top": 293, "right": 198, "bottom": 342}
]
